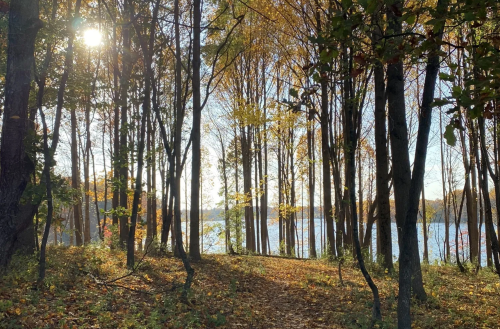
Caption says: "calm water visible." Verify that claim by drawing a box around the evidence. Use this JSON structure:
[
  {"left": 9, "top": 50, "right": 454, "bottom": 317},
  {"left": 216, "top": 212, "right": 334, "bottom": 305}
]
[{"left": 183, "top": 219, "right": 493, "bottom": 266}]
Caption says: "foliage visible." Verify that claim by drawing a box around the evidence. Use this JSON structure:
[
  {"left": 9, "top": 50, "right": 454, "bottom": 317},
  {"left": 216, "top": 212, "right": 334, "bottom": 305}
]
[{"left": 1, "top": 248, "right": 499, "bottom": 328}]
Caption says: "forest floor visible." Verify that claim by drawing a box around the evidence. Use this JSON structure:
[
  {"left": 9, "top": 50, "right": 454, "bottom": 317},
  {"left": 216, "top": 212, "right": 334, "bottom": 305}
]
[{"left": 0, "top": 246, "right": 499, "bottom": 329}]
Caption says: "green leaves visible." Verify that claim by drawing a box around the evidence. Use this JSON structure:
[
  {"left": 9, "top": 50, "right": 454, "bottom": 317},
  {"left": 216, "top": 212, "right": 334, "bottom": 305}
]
[
  {"left": 444, "top": 123, "right": 456, "bottom": 146},
  {"left": 405, "top": 14, "right": 416, "bottom": 26},
  {"left": 289, "top": 88, "right": 298, "bottom": 99},
  {"left": 438, "top": 73, "right": 454, "bottom": 82},
  {"left": 431, "top": 98, "right": 451, "bottom": 107},
  {"left": 464, "top": 12, "right": 475, "bottom": 22}
]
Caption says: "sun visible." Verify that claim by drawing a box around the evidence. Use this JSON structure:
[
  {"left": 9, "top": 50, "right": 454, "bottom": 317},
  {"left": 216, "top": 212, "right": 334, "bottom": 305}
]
[{"left": 83, "top": 29, "right": 102, "bottom": 47}]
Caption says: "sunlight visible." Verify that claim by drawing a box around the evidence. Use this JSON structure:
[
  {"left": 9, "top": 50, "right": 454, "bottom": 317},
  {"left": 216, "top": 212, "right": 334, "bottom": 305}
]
[{"left": 83, "top": 29, "right": 102, "bottom": 47}]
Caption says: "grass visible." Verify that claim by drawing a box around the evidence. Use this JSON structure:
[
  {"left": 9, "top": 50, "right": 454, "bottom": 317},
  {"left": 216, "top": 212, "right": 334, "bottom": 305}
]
[{"left": 0, "top": 245, "right": 499, "bottom": 328}]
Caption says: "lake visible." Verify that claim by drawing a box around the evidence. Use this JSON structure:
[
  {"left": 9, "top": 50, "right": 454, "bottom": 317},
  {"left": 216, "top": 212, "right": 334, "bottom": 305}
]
[{"left": 183, "top": 219, "right": 493, "bottom": 266}]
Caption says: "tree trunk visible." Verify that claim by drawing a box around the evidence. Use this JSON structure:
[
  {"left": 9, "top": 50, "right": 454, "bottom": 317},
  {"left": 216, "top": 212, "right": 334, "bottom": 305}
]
[
  {"left": 345, "top": 69, "right": 382, "bottom": 323},
  {"left": 439, "top": 111, "right": 450, "bottom": 262},
  {"left": 241, "top": 125, "right": 255, "bottom": 252},
  {"left": 37, "top": 109, "right": 54, "bottom": 281},
  {"left": 71, "top": 105, "right": 83, "bottom": 246},
  {"left": 146, "top": 110, "right": 153, "bottom": 247},
  {"left": 119, "top": 0, "right": 132, "bottom": 247},
  {"left": 477, "top": 118, "right": 500, "bottom": 276},
  {"left": 422, "top": 185, "right": 428, "bottom": 263},
  {"left": 189, "top": 0, "right": 202, "bottom": 261},
  {"left": 397, "top": 0, "right": 446, "bottom": 321},
  {"left": 126, "top": 57, "right": 149, "bottom": 268},
  {"left": 84, "top": 92, "right": 91, "bottom": 244},
  {"left": 373, "top": 33, "right": 392, "bottom": 270},
  {"left": 307, "top": 111, "right": 317, "bottom": 258}
]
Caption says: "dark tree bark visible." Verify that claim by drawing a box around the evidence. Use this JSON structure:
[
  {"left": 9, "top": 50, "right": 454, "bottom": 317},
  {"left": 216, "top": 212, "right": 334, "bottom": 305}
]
[
  {"left": 422, "top": 186, "right": 429, "bottom": 263},
  {"left": 37, "top": 109, "right": 53, "bottom": 281},
  {"left": 312, "top": 0, "right": 335, "bottom": 257},
  {"left": 477, "top": 117, "right": 500, "bottom": 276},
  {"left": 126, "top": 61, "right": 149, "bottom": 268},
  {"left": 146, "top": 110, "right": 153, "bottom": 247},
  {"left": 344, "top": 58, "right": 382, "bottom": 323},
  {"left": 70, "top": 103, "right": 83, "bottom": 246},
  {"left": 0, "top": 0, "right": 42, "bottom": 268},
  {"left": 260, "top": 69, "right": 269, "bottom": 254},
  {"left": 173, "top": 0, "right": 194, "bottom": 295},
  {"left": 241, "top": 124, "right": 255, "bottom": 252},
  {"left": 386, "top": 0, "right": 426, "bottom": 305},
  {"left": 189, "top": 0, "right": 203, "bottom": 261},
  {"left": 439, "top": 111, "right": 451, "bottom": 262},
  {"left": 119, "top": 0, "right": 132, "bottom": 247},
  {"left": 373, "top": 17, "right": 392, "bottom": 270},
  {"left": 307, "top": 109, "right": 317, "bottom": 258},
  {"left": 397, "top": 0, "right": 446, "bottom": 323}
]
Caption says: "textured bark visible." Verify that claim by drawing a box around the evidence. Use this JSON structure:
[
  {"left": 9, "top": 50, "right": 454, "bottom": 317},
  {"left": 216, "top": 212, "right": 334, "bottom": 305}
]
[
  {"left": 345, "top": 61, "right": 382, "bottom": 323},
  {"left": 477, "top": 118, "right": 500, "bottom": 276},
  {"left": 386, "top": 0, "right": 426, "bottom": 307},
  {"left": 112, "top": 11, "right": 120, "bottom": 229},
  {"left": 71, "top": 105, "right": 83, "bottom": 246},
  {"left": 37, "top": 109, "right": 53, "bottom": 281},
  {"left": 189, "top": 0, "right": 202, "bottom": 261},
  {"left": 84, "top": 93, "right": 91, "bottom": 244},
  {"left": 373, "top": 30, "right": 392, "bottom": 270},
  {"left": 307, "top": 112, "right": 316, "bottom": 258},
  {"left": 422, "top": 186, "right": 429, "bottom": 263},
  {"left": 119, "top": 0, "right": 132, "bottom": 247},
  {"left": 241, "top": 125, "right": 255, "bottom": 252},
  {"left": 260, "top": 76, "right": 269, "bottom": 254},
  {"left": 254, "top": 146, "right": 260, "bottom": 254},
  {"left": 439, "top": 111, "right": 451, "bottom": 262},
  {"left": 397, "top": 0, "right": 446, "bottom": 322},
  {"left": 320, "top": 81, "right": 335, "bottom": 257},
  {"left": 146, "top": 111, "right": 153, "bottom": 247}
]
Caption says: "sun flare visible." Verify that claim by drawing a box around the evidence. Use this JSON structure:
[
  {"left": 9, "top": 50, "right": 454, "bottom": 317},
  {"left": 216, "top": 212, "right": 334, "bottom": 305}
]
[{"left": 83, "top": 29, "right": 102, "bottom": 47}]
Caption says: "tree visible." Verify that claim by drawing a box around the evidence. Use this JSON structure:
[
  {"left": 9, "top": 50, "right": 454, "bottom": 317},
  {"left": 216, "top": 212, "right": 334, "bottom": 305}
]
[
  {"left": 397, "top": 0, "right": 448, "bottom": 325},
  {"left": 0, "top": 0, "right": 43, "bottom": 269}
]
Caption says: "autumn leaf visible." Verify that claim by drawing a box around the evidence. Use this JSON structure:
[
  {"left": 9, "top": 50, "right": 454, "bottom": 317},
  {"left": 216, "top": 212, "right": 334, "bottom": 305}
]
[{"left": 350, "top": 68, "right": 364, "bottom": 78}]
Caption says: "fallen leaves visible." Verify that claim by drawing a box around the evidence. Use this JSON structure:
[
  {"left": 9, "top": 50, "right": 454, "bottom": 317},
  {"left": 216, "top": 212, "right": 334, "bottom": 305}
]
[{"left": 1, "top": 247, "right": 499, "bottom": 328}]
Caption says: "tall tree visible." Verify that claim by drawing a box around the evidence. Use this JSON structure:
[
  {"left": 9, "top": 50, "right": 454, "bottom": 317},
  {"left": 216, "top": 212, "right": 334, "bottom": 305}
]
[
  {"left": 0, "top": 0, "right": 43, "bottom": 269},
  {"left": 397, "top": 0, "right": 448, "bottom": 325},
  {"left": 386, "top": 0, "right": 426, "bottom": 303},
  {"left": 372, "top": 7, "right": 392, "bottom": 271}
]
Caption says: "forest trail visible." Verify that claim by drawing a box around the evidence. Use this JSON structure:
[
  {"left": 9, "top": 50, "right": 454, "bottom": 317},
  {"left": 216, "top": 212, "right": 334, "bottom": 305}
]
[{"left": 1, "top": 247, "right": 499, "bottom": 328}]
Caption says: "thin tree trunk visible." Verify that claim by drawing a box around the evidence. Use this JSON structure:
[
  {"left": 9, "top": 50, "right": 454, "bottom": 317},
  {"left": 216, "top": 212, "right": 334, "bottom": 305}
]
[
  {"left": 439, "top": 111, "right": 450, "bottom": 262},
  {"left": 119, "top": 0, "right": 132, "bottom": 247},
  {"left": 308, "top": 112, "right": 316, "bottom": 258},
  {"left": 71, "top": 106, "right": 83, "bottom": 246},
  {"left": 422, "top": 185, "right": 428, "bottom": 263},
  {"left": 37, "top": 109, "right": 54, "bottom": 281}
]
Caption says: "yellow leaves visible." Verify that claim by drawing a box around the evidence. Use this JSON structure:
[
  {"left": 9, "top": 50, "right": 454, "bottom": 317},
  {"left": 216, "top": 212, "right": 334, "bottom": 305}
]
[{"left": 14, "top": 308, "right": 21, "bottom": 316}]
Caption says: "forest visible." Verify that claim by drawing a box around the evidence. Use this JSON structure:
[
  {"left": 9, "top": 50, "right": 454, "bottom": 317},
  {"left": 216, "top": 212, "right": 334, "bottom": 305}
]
[{"left": 0, "top": 0, "right": 500, "bottom": 328}]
